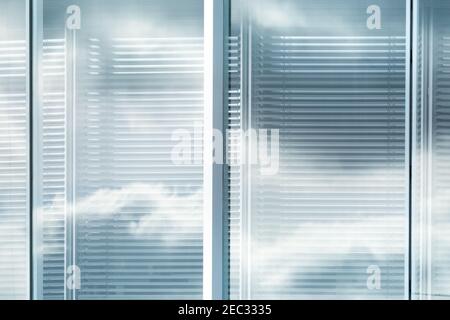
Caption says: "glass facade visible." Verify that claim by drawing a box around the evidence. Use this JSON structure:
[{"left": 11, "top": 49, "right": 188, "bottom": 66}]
[
  {"left": 229, "top": 0, "right": 408, "bottom": 300},
  {"left": 0, "top": 0, "right": 448, "bottom": 300},
  {"left": 33, "top": 0, "right": 204, "bottom": 300}
]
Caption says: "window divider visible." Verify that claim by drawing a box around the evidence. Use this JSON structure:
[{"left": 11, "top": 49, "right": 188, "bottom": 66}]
[
  {"left": 204, "top": 0, "right": 229, "bottom": 300},
  {"left": 30, "top": 0, "right": 43, "bottom": 301}
]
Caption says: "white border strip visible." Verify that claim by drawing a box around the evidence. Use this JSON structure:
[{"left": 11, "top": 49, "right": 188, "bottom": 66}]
[{"left": 204, "top": 0, "right": 225, "bottom": 300}]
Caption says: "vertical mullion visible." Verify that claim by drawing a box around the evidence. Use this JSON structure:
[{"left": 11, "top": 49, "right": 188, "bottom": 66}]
[
  {"left": 26, "top": 0, "right": 32, "bottom": 300},
  {"left": 204, "top": 0, "right": 226, "bottom": 300},
  {"left": 411, "top": 0, "right": 419, "bottom": 300},
  {"left": 31, "top": 0, "right": 44, "bottom": 300},
  {"left": 64, "top": 21, "right": 78, "bottom": 302},
  {"left": 222, "top": 0, "right": 231, "bottom": 300},
  {"left": 405, "top": 0, "right": 413, "bottom": 301},
  {"left": 239, "top": 0, "right": 251, "bottom": 301}
]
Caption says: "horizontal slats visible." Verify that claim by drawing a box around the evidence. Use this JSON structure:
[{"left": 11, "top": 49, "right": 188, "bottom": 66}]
[
  {"left": 249, "top": 34, "right": 406, "bottom": 299},
  {"left": 0, "top": 0, "right": 29, "bottom": 300},
  {"left": 227, "top": 35, "right": 241, "bottom": 300},
  {"left": 35, "top": 0, "right": 205, "bottom": 300},
  {"left": 229, "top": 0, "right": 408, "bottom": 299},
  {"left": 37, "top": 33, "right": 204, "bottom": 299},
  {"left": 37, "top": 38, "right": 67, "bottom": 300}
]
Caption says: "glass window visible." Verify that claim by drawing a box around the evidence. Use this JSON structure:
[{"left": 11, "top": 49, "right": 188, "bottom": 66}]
[
  {"left": 228, "top": 0, "right": 409, "bottom": 299},
  {"left": 412, "top": 0, "right": 450, "bottom": 300},
  {"left": 0, "top": 0, "right": 29, "bottom": 300},
  {"left": 33, "top": 0, "right": 204, "bottom": 300},
  {"left": 4, "top": 0, "right": 450, "bottom": 301}
]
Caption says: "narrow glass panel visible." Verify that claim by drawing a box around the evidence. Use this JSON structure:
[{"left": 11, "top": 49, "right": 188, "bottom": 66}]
[
  {"left": 413, "top": 0, "right": 450, "bottom": 300},
  {"left": 229, "top": 0, "right": 408, "bottom": 299},
  {"left": 33, "top": 0, "right": 204, "bottom": 300},
  {"left": 0, "top": 0, "right": 29, "bottom": 300}
]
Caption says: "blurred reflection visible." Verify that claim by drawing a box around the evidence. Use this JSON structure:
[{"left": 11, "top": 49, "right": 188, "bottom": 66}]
[
  {"left": 229, "top": 0, "right": 408, "bottom": 299},
  {"left": 35, "top": 0, "right": 204, "bottom": 300}
]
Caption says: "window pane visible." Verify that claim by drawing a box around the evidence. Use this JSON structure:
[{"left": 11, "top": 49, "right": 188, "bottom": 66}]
[
  {"left": 33, "top": 0, "right": 204, "bottom": 300},
  {"left": 228, "top": 0, "right": 408, "bottom": 299},
  {"left": 413, "top": 0, "right": 450, "bottom": 300},
  {"left": 0, "top": 0, "right": 29, "bottom": 300}
]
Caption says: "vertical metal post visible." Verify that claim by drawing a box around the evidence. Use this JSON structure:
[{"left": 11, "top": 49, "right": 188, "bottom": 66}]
[
  {"left": 239, "top": 0, "right": 251, "bottom": 301},
  {"left": 31, "top": 0, "right": 44, "bottom": 300},
  {"left": 65, "top": 10, "right": 78, "bottom": 301},
  {"left": 411, "top": 0, "right": 419, "bottom": 301},
  {"left": 405, "top": 0, "right": 413, "bottom": 301},
  {"left": 204, "top": 0, "right": 227, "bottom": 300},
  {"left": 26, "top": 0, "right": 32, "bottom": 300}
]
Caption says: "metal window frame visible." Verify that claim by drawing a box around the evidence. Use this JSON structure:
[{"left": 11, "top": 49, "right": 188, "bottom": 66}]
[
  {"left": 405, "top": 0, "right": 413, "bottom": 300},
  {"left": 30, "top": 0, "right": 43, "bottom": 301},
  {"left": 26, "top": 0, "right": 32, "bottom": 301},
  {"left": 204, "top": 0, "right": 229, "bottom": 300}
]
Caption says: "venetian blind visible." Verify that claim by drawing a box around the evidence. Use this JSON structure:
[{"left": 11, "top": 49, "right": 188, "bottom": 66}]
[
  {"left": 35, "top": 0, "right": 204, "bottom": 300},
  {"left": 229, "top": 0, "right": 408, "bottom": 299},
  {"left": 0, "top": 0, "right": 29, "bottom": 300}
]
